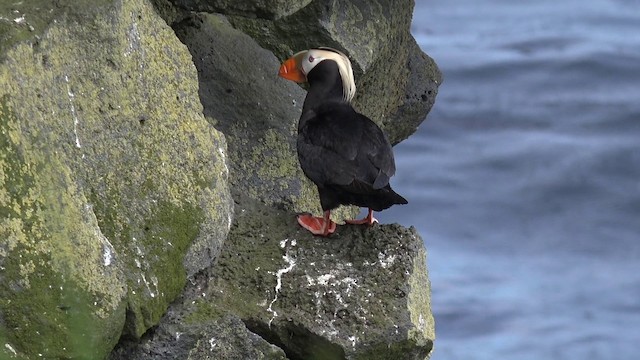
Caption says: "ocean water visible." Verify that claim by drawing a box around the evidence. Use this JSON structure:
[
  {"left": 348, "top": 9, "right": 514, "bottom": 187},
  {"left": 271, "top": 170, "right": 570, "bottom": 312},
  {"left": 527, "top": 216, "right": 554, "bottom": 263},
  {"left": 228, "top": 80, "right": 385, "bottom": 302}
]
[{"left": 379, "top": 0, "right": 640, "bottom": 359}]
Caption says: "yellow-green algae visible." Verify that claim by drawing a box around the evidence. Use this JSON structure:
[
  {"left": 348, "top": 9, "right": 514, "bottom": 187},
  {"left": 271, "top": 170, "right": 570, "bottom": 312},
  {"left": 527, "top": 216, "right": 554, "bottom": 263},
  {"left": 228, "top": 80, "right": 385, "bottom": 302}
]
[
  {"left": 0, "top": 0, "right": 232, "bottom": 357},
  {"left": 0, "top": 96, "right": 126, "bottom": 358},
  {"left": 0, "top": 0, "right": 111, "bottom": 58}
]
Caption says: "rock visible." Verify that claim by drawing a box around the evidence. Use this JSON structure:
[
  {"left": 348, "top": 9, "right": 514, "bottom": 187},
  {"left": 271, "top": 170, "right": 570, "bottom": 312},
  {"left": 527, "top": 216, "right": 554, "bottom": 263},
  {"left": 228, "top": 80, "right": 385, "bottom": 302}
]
[
  {"left": 154, "top": 0, "right": 444, "bottom": 201},
  {"left": 169, "top": 0, "right": 313, "bottom": 20},
  {"left": 202, "top": 196, "right": 435, "bottom": 359},
  {"left": 0, "top": 0, "right": 232, "bottom": 358},
  {"left": 187, "top": 316, "right": 287, "bottom": 360},
  {"left": 157, "top": 0, "right": 443, "bottom": 214},
  {"left": 382, "top": 39, "right": 442, "bottom": 144},
  {"left": 111, "top": 195, "right": 435, "bottom": 359},
  {"left": 109, "top": 313, "right": 287, "bottom": 360}
]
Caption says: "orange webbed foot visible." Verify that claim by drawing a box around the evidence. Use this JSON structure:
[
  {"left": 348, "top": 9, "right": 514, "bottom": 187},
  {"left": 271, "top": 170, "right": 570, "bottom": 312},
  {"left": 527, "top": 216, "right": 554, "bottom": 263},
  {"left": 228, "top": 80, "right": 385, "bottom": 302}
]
[{"left": 297, "top": 212, "right": 336, "bottom": 236}]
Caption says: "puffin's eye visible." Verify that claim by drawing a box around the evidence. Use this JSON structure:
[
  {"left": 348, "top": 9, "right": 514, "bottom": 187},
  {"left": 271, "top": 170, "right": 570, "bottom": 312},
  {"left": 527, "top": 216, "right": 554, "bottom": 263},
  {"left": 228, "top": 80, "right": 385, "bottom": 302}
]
[{"left": 308, "top": 56, "right": 315, "bottom": 63}]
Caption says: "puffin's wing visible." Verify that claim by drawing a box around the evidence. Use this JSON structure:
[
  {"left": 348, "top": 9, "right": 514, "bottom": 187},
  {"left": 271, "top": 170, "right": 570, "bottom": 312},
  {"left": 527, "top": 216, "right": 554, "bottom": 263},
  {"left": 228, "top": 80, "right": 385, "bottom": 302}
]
[
  {"left": 299, "top": 103, "right": 396, "bottom": 189},
  {"left": 298, "top": 106, "right": 361, "bottom": 186},
  {"left": 356, "top": 113, "right": 396, "bottom": 189}
]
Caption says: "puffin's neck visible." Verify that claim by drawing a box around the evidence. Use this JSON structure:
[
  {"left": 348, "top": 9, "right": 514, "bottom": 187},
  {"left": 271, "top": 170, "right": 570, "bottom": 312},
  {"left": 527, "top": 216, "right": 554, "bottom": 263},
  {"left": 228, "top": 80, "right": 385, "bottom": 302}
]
[{"left": 301, "top": 61, "right": 346, "bottom": 114}]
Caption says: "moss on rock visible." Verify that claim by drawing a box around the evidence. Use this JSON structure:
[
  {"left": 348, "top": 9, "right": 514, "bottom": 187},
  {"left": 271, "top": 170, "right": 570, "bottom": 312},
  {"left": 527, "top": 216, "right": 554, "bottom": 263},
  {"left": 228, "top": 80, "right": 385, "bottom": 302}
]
[
  {"left": 0, "top": 0, "right": 233, "bottom": 357},
  {"left": 0, "top": 0, "right": 112, "bottom": 58},
  {"left": 0, "top": 94, "right": 127, "bottom": 359}
]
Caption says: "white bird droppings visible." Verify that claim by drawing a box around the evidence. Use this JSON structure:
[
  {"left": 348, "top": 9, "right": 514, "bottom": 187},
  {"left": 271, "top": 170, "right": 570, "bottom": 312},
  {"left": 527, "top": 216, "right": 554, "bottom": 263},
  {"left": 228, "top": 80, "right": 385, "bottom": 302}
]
[
  {"left": 377, "top": 252, "right": 397, "bottom": 269},
  {"left": 4, "top": 343, "right": 17, "bottom": 356},
  {"left": 267, "top": 253, "right": 296, "bottom": 327},
  {"left": 64, "top": 75, "right": 82, "bottom": 149},
  {"left": 348, "top": 335, "right": 357, "bottom": 347},
  {"left": 102, "top": 245, "right": 113, "bottom": 266}
]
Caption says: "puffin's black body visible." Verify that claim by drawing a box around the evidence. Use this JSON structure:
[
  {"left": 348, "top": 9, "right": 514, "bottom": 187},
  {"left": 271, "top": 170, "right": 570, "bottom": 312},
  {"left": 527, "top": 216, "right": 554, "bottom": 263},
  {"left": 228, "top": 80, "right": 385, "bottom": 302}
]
[
  {"left": 299, "top": 60, "right": 406, "bottom": 209},
  {"left": 279, "top": 48, "right": 407, "bottom": 235}
]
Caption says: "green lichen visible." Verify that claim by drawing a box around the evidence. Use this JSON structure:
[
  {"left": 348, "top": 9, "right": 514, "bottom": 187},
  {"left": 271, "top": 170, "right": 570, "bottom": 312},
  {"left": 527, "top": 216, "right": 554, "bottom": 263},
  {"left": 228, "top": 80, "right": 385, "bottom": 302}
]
[
  {"left": 1, "top": 0, "right": 233, "bottom": 357},
  {"left": 0, "top": 95, "right": 126, "bottom": 359},
  {"left": 0, "top": 254, "right": 122, "bottom": 359},
  {"left": 0, "top": 0, "right": 112, "bottom": 58},
  {"left": 408, "top": 239, "right": 436, "bottom": 346},
  {"left": 127, "top": 201, "right": 204, "bottom": 337},
  {"left": 254, "top": 128, "right": 300, "bottom": 191}
]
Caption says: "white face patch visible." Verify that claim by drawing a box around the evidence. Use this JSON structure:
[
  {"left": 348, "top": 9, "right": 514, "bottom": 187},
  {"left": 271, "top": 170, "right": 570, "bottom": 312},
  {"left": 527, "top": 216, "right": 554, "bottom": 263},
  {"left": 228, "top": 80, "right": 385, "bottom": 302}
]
[{"left": 298, "top": 48, "right": 356, "bottom": 103}]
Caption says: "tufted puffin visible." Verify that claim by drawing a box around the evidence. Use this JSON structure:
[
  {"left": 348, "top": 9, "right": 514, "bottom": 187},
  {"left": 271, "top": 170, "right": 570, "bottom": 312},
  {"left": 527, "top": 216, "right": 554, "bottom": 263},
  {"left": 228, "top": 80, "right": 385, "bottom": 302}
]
[{"left": 279, "top": 47, "right": 407, "bottom": 236}]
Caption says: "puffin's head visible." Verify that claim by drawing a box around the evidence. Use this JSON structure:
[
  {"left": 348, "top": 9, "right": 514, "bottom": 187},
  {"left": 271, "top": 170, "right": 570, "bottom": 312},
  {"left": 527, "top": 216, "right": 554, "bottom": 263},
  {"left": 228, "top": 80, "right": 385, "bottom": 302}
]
[{"left": 278, "top": 47, "right": 356, "bottom": 102}]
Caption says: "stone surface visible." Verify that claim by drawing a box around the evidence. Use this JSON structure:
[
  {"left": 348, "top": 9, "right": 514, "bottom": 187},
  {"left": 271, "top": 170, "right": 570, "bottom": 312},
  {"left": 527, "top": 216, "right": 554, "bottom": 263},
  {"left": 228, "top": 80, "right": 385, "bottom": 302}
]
[
  {"left": 187, "top": 316, "right": 287, "bottom": 360},
  {"left": 156, "top": 0, "right": 444, "bottom": 215},
  {"left": 110, "top": 195, "right": 435, "bottom": 359},
  {"left": 202, "top": 196, "right": 435, "bottom": 359},
  {"left": 169, "top": 0, "right": 313, "bottom": 20},
  {"left": 109, "top": 313, "right": 287, "bottom": 360},
  {"left": 382, "top": 38, "right": 442, "bottom": 144},
  {"left": 0, "top": 0, "right": 232, "bottom": 358}
]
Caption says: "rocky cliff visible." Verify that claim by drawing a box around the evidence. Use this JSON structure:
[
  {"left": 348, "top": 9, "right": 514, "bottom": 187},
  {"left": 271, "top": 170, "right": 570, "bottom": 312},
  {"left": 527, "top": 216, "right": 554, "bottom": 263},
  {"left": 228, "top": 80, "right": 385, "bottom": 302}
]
[{"left": 0, "top": 0, "right": 441, "bottom": 359}]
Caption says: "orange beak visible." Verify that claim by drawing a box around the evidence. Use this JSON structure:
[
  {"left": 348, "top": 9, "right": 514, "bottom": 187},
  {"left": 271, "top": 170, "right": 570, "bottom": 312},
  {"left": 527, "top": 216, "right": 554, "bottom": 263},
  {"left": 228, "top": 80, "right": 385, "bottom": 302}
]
[{"left": 278, "top": 52, "right": 307, "bottom": 83}]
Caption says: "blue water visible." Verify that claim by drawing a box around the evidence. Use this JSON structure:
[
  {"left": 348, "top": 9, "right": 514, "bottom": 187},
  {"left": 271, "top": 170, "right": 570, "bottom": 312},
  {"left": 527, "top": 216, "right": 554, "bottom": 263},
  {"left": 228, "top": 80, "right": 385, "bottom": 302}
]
[{"left": 379, "top": 0, "right": 640, "bottom": 359}]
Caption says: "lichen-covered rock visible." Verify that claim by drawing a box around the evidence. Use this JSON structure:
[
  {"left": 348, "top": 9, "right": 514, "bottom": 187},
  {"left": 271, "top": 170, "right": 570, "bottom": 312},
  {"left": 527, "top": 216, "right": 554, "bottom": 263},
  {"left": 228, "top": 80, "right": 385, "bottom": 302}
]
[
  {"left": 109, "top": 195, "right": 434, "bottom": 359},
  {"left": 0, "top": 0, "right": 232, "bottom": 358},
  {"left": 2, "top": 0, "right": 438, "bottom": 358},
  {"left": 192, "top": 196, "right": 435, "bottom": 359},
  {"left": 135, "top": 1, "right": 436, "bottom": 358},
  {"left": 383, "top": 41, "right": 442, "bottom": 143}
]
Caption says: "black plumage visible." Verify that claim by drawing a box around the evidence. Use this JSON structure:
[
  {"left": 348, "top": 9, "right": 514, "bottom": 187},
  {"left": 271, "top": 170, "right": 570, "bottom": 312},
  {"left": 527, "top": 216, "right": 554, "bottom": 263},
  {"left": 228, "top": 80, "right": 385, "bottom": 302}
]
[{"left": 280, "top": 49, "right": 407, "bottom": 235}]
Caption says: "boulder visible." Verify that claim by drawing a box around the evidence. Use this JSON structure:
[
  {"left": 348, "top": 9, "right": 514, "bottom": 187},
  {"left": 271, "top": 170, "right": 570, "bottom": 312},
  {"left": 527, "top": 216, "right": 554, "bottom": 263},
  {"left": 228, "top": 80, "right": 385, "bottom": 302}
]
[
  {"left": 0, "top": 0, "right": 232, "bottom": 358},
  {"left": 110, "top": 195, "right": 435, "bottom": 359},
  {"left": 110, "top": 312, "right": 287, "bottom": 360},
  {"left": 216, "top": 196, "right": 435, "bottom": 359}
]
